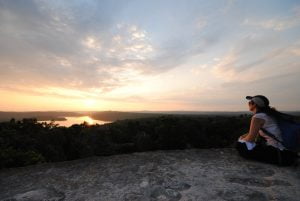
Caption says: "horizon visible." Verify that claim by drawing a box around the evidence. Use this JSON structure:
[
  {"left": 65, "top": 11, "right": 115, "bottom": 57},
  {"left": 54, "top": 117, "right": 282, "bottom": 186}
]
[
  {"left": 1, "top": 110, "right": 300, "bottom": 113},
  {"left": 1, "top": 0, "right": 300, "bottom": 111}
]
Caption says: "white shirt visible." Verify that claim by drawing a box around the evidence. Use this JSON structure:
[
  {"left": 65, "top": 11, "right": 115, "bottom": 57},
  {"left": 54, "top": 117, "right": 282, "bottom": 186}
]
[
  {"left": 254, "top": 113, "right": 285, "bottom": 151},
  {"left": 238, "top": 112, "right": 286, "bottom": 151}
]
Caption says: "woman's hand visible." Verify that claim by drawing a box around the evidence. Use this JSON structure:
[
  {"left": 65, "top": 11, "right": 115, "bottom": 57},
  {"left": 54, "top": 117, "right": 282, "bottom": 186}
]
[{"left": 239, "top": 133, "right": 248, "bottom": 140}]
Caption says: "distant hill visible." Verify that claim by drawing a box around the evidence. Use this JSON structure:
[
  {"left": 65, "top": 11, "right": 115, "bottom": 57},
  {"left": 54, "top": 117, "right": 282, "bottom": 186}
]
[
  {"left": 0, "top": 111, "right": 251, "bottom": 122},
  {"left": 1, "top": 110, "right": 299, "bottom": 122},
  {"left": 87, "top": 111, "right": 253, "bottom": 121},
  {"left": 88, "top": 111, "right": 165, "bottom": 121},
  {"left": 0, "top": 111, "right": 81, "bottom": 122}
]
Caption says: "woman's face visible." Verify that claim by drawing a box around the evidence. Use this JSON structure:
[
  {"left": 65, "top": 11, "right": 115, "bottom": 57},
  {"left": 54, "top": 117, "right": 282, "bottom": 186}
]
[{"left": 248, "top": 101, "right": 256, "bottom": 112}]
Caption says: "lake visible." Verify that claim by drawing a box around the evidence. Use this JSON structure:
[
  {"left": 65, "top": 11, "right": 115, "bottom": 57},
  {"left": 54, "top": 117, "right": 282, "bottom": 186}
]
[{"left": 38, "top": 116, "right": 111, "bottom": 127}]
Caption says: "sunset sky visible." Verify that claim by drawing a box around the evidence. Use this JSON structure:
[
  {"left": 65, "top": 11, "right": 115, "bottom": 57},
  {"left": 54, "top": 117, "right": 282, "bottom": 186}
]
[{"left": 1, "top": 0, "right": 300, "bottom": 111}]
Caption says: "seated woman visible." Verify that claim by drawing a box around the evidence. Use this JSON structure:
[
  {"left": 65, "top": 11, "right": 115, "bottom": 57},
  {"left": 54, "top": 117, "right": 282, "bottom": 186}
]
[{"left": 236, "top": 95, "right": 298, "bottom": 166}]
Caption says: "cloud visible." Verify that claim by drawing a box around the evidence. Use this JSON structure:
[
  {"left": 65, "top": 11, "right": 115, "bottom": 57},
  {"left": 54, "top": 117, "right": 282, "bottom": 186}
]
[
  {"left": 243, "top": 8, "right": 300, "bottom": 31},
  {"left": 211, "top": 36, "right": 300, "bottom": 83},
  {"left": 288, "top": 41, "right": 300, "bottom": 56},
  {"left": 221, "top": 0, "right": 237, "bottom": 13},
  {"left": 211, "top": 52, "right": 239, "bottom": 81},
  {"left": 195, "top": 19, "right": 207, "bottom": 30},
  {"left": 1, "top": 0, "right": 298, "bottom": 111},
  {"left": 243, "top": 18, "right": 300, "bottom": 31},
  {"left": 0, "top": 1, "right": 156, "bottom": 94},
  {"left": 82, "top": 36, "right": 101, "bottom": 49},
  {"left": 0, "top": 0, "right": 218, "bottom": 99}
]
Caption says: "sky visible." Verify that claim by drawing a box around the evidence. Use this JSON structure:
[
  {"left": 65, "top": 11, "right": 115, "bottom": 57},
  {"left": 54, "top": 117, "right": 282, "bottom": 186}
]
[{"left": 0, "top": 0, "right": 300, "bottom": 112}]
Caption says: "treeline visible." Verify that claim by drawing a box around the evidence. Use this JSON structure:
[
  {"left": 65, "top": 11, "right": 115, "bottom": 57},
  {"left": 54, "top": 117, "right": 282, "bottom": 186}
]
[
  {"left": 88, "top": 111, "right": 252, "bottom": 121},
  {"left": 0, "top": 111, "right": 81, "bottom": 122},
  {"left": 89, "top": 111, "right": 165, "bottom": 121},
  {"left": 0, "top": 115, "right": 252, "bottom": 169}
]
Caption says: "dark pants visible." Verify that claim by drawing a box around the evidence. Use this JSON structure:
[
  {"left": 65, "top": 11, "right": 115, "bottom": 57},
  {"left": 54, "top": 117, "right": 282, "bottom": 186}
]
[{"left": 235, "top": 141, "right": 298, "bottom": 166}]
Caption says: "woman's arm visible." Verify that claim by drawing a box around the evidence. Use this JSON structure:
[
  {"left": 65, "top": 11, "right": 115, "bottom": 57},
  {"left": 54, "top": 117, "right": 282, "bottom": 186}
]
[{"left": 242, "top": 117, "right": 265, "bottom": 142}]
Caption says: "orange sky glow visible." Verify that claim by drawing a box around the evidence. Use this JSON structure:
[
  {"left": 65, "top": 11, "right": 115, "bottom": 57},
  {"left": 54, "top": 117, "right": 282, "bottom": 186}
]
[{"left": 1, "top": 0, "right": 300, "bottom": 111}]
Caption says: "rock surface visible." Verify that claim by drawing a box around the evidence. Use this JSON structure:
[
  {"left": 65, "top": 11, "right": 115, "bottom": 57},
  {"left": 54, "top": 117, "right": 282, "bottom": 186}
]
[{"left": 0, "top": 148, "right": 299, "bottom": 201}]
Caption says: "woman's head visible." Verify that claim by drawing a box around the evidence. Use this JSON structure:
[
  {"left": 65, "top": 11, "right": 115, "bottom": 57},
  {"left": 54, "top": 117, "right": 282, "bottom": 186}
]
[
  {"left": 246, "top": 95, "right": 270, "bottom": 112},
  {"left": 245, "top": 95, "right": 294, "bottom": 121}
]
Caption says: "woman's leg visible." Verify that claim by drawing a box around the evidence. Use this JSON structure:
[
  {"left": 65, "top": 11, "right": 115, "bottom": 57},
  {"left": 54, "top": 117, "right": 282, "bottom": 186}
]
[
  {"left": 235, "top": 142, "right": 260, "bottom": 160},
  {"left": 255, "top": 146, "right": 298, "bottom": 166},
  {"left": 252, "top": 145, "right": 280, "bottom": 165},
  {"left": 235, "top": 141, "right": 279, "bottom": 165}
]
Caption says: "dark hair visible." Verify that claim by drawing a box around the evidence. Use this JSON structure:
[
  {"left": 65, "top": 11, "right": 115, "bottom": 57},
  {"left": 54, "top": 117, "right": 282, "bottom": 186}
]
[{"left": 257, "top": 106, "right": 295, "bottom": 122}]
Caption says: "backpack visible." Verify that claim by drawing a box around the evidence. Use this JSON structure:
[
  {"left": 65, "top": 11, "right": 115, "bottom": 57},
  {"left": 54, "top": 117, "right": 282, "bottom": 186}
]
[{"left": 260, "top": 119, "right": 300, "bottom": 153}]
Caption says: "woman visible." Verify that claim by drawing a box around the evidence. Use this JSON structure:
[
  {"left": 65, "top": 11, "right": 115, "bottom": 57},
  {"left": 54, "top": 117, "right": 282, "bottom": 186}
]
[{"left": 235, "top": 95, "right": 298, "bottom": 166}]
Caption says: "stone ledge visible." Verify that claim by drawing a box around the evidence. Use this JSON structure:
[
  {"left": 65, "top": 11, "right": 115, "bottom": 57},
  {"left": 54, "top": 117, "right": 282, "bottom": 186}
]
[{"left": 0, "top": 148, "right": 299, "bottom": 201}]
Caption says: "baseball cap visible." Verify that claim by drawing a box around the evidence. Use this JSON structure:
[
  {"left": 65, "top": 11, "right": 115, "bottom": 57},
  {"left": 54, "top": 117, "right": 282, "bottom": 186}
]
[{"left": 246, "top": 95, "right": 269, "bottom": 108}]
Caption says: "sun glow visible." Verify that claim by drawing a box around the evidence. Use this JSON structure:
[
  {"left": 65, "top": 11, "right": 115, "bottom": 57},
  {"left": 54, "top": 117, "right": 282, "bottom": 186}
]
[
  {"left": 79, "top": 116, "right": 95, "bottom": 125},
  {"left": 0, "top": 1, "right": 299, "bottom": 112},
  {"left": 84, "top": 99, "right": 96, "bottom": 108}
]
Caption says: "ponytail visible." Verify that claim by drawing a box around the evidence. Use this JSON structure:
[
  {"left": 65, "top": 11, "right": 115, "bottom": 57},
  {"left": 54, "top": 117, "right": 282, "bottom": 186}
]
[{"left": 258, "top": 106, "right": 295, "bottom": 122}]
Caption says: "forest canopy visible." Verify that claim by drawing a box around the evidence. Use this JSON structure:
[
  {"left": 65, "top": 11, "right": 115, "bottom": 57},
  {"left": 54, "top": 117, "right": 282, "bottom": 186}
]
[{"left": 0, "top": 114, "right": 264, "bottom": 169}]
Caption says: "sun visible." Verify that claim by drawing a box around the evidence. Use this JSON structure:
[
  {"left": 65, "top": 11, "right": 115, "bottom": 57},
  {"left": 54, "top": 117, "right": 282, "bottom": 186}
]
[{"left": 84, "top": 99, "right": 96, "bottom": 108}]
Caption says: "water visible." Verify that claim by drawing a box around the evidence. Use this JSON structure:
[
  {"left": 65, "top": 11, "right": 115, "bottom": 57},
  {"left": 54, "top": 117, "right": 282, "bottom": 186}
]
[{"left": 38, "top": 116, "right": 111, "bottom": 127}]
